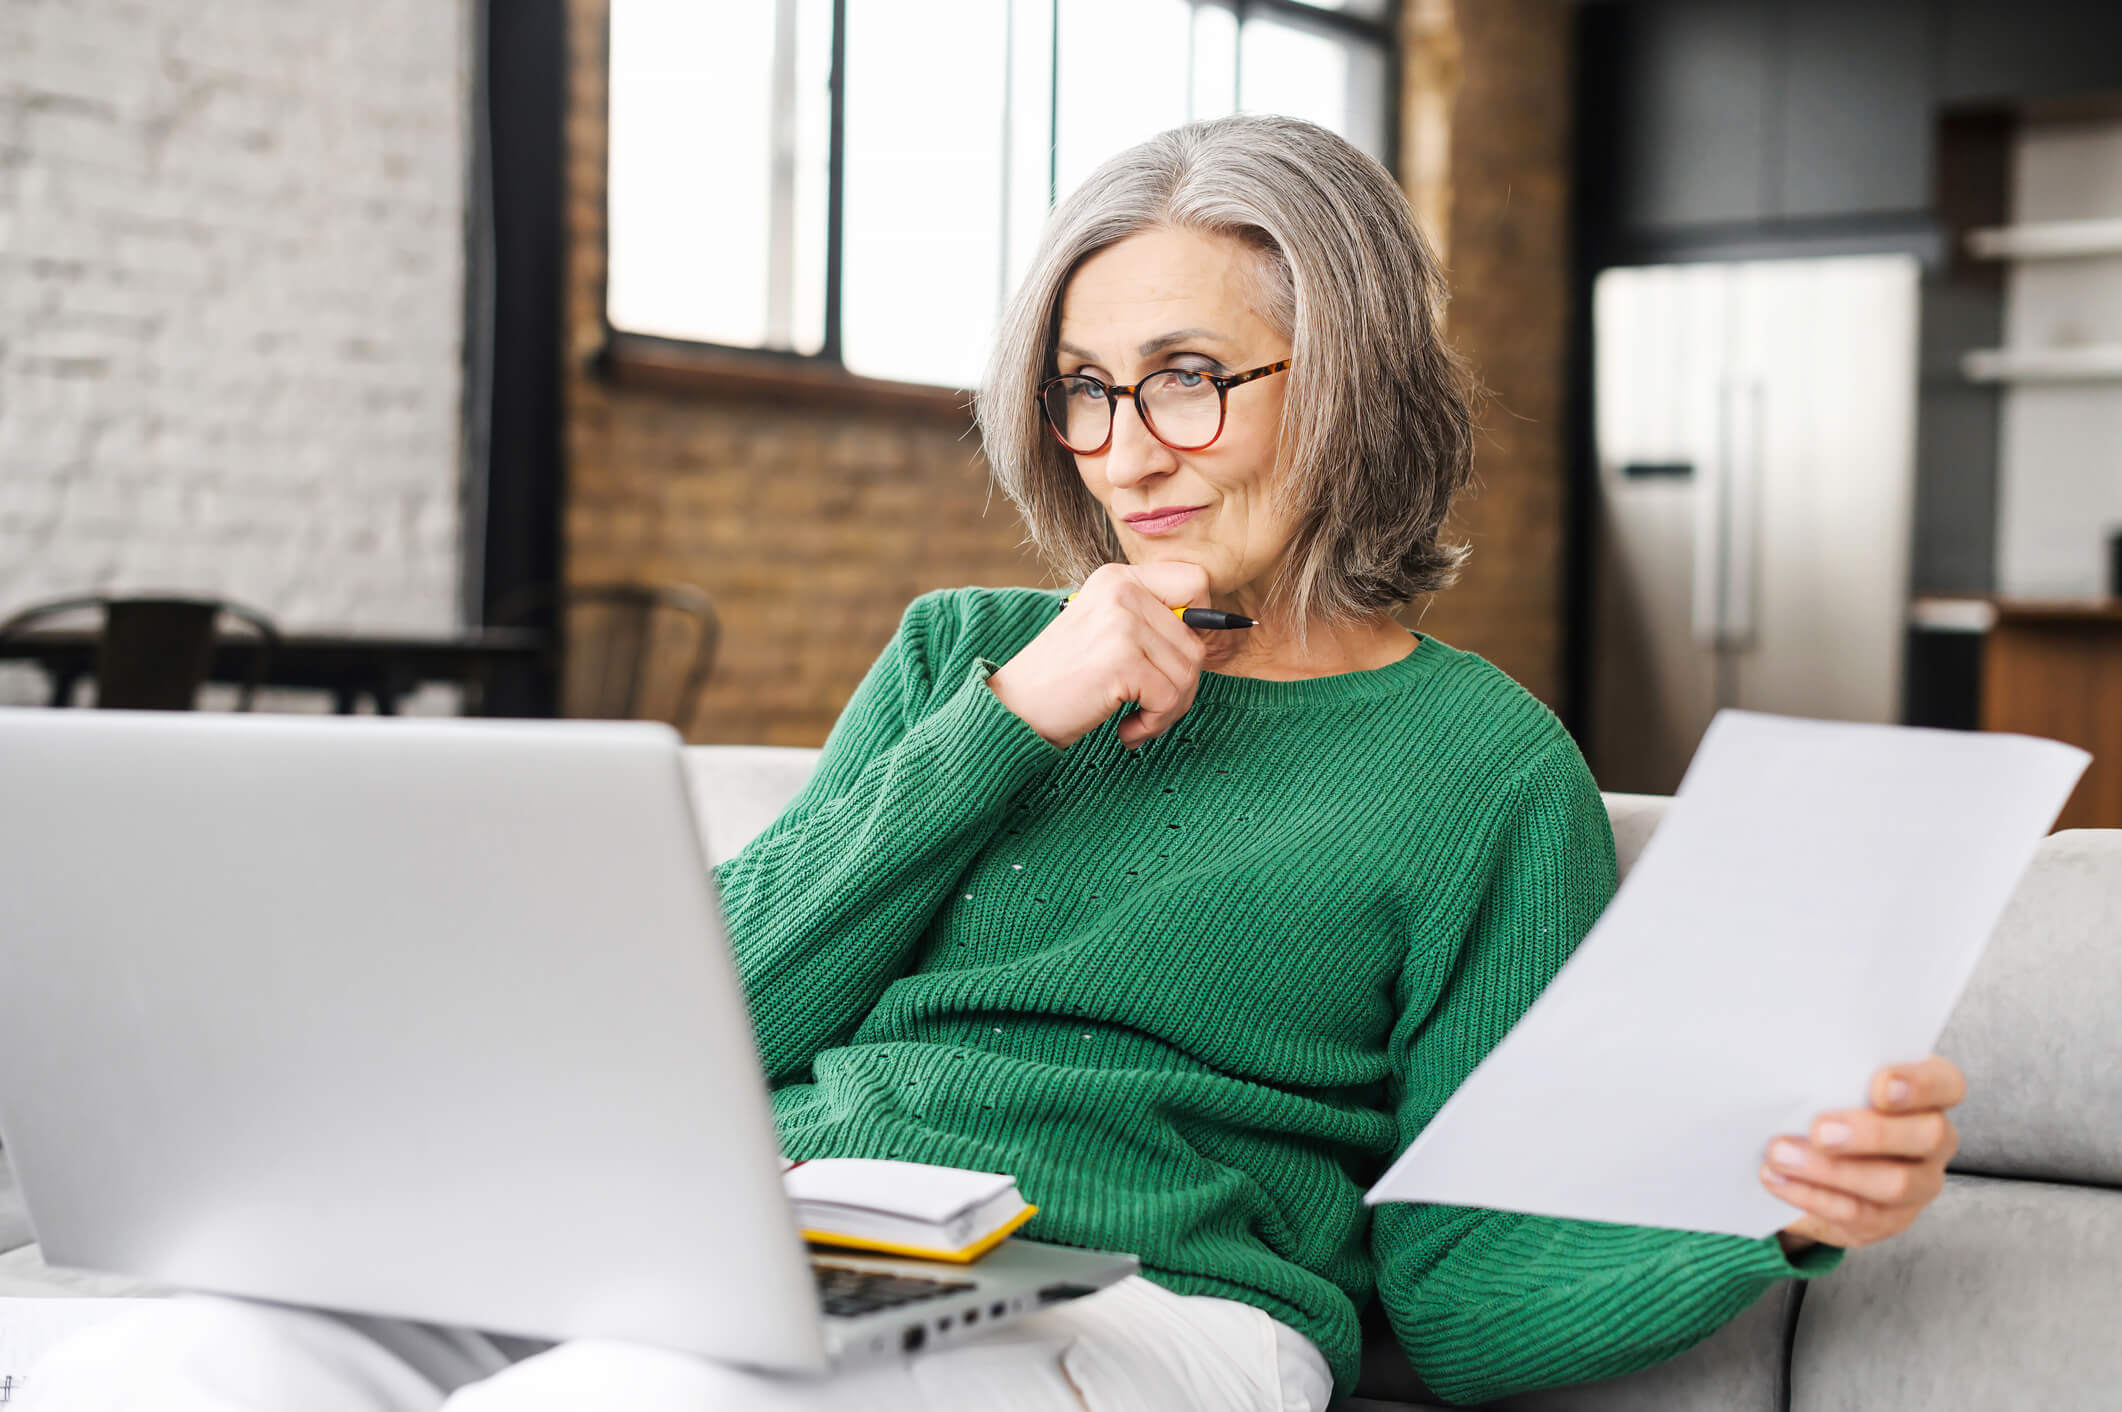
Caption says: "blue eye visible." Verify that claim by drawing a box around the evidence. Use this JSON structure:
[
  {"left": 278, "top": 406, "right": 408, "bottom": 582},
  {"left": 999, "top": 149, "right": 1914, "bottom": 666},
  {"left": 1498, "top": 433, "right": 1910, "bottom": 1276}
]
[{"left": 1169, "top": 370, "right": 1206, "bottom": 388}]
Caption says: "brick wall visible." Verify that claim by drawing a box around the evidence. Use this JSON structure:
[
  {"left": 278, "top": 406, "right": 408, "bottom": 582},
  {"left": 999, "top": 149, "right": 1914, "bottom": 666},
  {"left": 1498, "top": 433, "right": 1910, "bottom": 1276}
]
[
  {"left": 0, "top": 0, "right": 472, "bottom": 704},
  {"left": 563, "top": 0, "right": 1571, "bottom": 743}
]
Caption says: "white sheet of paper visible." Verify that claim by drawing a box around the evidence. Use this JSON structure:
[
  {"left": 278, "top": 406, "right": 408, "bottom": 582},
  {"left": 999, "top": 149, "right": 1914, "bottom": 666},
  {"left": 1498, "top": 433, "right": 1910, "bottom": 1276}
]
[{"left": 1365, "top": 709, "right": 2090, "bottom": 1238}]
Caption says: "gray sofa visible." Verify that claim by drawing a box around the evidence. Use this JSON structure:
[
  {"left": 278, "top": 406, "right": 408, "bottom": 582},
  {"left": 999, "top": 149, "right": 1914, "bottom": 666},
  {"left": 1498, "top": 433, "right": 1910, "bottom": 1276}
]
[{"left": 5, "top": 745, "right": 2118, "bottom": 1410}]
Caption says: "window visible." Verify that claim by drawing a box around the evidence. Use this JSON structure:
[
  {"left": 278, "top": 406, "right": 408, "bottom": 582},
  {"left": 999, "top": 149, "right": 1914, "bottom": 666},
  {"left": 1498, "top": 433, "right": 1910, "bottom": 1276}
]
[{"left": 605, "top": 0, "right": 1399, "bottom": 393}]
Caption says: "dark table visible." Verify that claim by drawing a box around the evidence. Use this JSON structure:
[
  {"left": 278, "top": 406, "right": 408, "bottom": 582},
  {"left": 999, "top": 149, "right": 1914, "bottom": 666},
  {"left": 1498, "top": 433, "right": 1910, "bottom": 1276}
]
[{"left": 0, "top": 627, "right": 551, "bottom": 715}]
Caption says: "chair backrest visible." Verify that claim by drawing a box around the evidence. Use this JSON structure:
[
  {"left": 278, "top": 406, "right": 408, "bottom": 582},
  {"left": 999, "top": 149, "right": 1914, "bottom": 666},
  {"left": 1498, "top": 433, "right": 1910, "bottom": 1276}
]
[
  {"left": 0, "top": 595, "right": 279, "bottom": 711},
  {"left": 495, "top": 583, "right": 720, "bottom": 731}
]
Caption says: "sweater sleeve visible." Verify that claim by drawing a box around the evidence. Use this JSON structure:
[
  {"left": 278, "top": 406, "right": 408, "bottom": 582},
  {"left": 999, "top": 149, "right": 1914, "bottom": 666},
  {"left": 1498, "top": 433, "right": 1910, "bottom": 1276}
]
[
  {"left": 712, "top": 590, "right": 1063, "bottom": 1086},
  {"left": 1371, "top": 733, "right": 1845, "bottom": 1408}
]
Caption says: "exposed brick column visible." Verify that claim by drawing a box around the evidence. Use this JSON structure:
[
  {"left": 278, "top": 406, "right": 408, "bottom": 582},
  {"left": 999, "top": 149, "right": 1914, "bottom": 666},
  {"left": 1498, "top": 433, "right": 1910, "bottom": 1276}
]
[{"left": 1394, "top": 0, "right": 1573, "bottom": 710}]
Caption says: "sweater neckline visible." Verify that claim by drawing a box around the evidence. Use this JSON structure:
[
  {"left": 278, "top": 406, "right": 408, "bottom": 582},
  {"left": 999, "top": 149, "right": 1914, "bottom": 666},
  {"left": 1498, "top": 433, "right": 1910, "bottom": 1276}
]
[{"left": 1188, "top": 629, "right": 1442, "bottom": 710}]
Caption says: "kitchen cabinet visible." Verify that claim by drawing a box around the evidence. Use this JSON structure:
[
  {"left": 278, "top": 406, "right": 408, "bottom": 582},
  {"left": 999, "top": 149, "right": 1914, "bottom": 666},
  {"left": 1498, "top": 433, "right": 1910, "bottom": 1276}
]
[
  {"left": 1939, "top": 0, "right": 2122, "bottom": 105},
  {"left": 1981, "top": 600, "right": 2122, "bottom": 829},
  {"left": 1589, "top": 0, "right": 1935, "bottom": 236},
  {"left": 1602, "top": 0, "right": 1777, "bottom": 230},
  {"left": 1778, "top": 0, "right": 1936, "bottom": 219}
]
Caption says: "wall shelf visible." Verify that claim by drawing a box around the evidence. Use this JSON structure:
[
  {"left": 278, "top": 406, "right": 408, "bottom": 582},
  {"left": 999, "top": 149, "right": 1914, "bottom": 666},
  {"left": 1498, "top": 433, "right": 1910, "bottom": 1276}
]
[
  {"left": 1968, "top": 218, "right": 2122, "bottom": 260},
  {"left": 1962, "top": 345, "right": 2122, "bottom": 382}
]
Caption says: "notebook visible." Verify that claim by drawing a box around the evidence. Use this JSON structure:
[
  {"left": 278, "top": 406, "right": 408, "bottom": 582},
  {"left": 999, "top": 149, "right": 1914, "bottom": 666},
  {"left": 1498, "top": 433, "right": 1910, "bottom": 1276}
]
[{"left": 779, "top": 1158, "right": 1038, "bottom": 1263}]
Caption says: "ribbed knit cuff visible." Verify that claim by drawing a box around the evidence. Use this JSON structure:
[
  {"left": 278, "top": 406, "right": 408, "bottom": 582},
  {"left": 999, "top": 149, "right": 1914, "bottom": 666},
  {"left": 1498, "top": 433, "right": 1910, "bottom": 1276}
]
[
  {"left": 1695, "top": 1231, "right": 1846, "bottom": 1294},
  {"left": 1762, "top": 1232, "right": 1846, "bottom": 1278},
  {"left": 934, "top": 654, "right": 1063, "bottom": 776}
]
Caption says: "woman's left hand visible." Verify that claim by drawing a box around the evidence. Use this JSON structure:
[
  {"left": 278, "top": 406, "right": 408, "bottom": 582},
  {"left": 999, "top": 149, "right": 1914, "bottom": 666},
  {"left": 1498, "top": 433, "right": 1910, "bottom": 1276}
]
[{"left": 1760, "top": 1054, "right": 1966, "bottom": 1254}]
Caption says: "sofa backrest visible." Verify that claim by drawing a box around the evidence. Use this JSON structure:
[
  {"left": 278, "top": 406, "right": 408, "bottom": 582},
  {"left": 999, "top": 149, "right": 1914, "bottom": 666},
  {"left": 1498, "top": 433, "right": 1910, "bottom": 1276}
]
[
  {"left": 686, "top": 745, "right": 823, "bottom": 867},
  {"left": 684, "top": 747, "right": 2122, "bottom": 1412}
]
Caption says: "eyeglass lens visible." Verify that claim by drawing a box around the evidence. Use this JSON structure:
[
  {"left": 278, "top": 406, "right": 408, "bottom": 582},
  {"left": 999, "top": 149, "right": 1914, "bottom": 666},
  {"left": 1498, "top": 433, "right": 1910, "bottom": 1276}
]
[{"left": 1044, "top": 370, "right": 1223, "bottom": 452}]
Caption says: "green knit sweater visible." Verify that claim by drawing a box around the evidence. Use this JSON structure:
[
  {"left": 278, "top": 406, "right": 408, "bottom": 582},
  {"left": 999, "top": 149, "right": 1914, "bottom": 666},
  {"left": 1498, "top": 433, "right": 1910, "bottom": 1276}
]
[{"left": 715, "top": 585, "right": 1843, "bottom": 1407}]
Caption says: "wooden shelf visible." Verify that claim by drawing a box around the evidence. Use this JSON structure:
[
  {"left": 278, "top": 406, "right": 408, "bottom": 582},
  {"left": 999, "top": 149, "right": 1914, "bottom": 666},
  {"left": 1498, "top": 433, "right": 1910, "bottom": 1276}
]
[
  {"left": 1993, "top": 597, "right": 2122, "bottom": 626},
  {"left": 1910, "top": 596, "right": 2122, "bottom": 630},
  {"left": 1961, "top": 345, "right": 2122, "bottom": 383},
  {"left": 1967, "top": 218, "right": 2122, "bottom": 260}
]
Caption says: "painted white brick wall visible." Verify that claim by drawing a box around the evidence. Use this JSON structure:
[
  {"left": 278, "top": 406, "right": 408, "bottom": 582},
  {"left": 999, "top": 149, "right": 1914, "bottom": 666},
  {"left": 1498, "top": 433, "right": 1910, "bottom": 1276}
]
[{"left": 0, "top": 0, "right": 472, "bottom": 707}]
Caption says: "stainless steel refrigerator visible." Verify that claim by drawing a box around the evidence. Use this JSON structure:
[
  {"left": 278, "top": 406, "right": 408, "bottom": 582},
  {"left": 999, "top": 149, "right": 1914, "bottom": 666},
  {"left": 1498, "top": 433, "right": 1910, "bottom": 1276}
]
[{"left": 1589, "top": 254, "right": 1921, "bottom": 796}]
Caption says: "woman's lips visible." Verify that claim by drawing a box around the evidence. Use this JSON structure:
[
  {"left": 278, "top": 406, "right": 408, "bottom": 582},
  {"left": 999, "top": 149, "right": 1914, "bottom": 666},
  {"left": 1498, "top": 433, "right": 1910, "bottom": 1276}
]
[{"left": 1126, "top": 506, "right": 1204, "bottom": 535}]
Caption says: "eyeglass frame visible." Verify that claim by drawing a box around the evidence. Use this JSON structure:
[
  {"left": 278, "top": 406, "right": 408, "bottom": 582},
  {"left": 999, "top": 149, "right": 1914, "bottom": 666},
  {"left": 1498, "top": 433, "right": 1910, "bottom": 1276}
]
[{"left": 1035, "top": 359, "right": 1294, "bottom": 455}]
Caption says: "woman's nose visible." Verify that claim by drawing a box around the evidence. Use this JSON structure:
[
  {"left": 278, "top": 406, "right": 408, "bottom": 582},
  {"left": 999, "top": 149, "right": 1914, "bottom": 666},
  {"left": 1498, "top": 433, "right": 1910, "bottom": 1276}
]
[{"left": 1101, "top": 394, "right": 1178, "bottom": 487}]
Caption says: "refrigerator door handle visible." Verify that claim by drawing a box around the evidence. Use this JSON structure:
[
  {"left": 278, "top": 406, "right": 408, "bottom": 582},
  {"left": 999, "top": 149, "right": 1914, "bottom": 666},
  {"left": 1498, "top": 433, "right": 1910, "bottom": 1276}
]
[
  {"left": 1721, "top": 379, "right": 1764, "bottom": 649},
  {"left": 1692, "top": 379, "right": 1733, "bottom": 648}
]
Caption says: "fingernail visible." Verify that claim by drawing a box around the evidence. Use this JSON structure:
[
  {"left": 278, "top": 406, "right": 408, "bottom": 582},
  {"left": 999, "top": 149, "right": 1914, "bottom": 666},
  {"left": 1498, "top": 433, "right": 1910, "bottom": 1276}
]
[
  {"left": 1770, "top": 1140, "right": 1805, "bottom": 1168},
  {"left": 1762, "top": 1164, "right": 1789, "bottom": 1185},
  {"left": 1887, "top": 1079, "right": 1911, "bottom": 1104},
  {"left": 1819, "top": 1122, "right": 1851, "bottom": 1148}
]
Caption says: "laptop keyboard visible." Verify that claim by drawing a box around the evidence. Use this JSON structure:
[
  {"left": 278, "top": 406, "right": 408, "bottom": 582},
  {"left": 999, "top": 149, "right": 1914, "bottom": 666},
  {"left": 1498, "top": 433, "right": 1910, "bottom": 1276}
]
[{"left": 812, "top": 1260, "right": 976, "bottom": 1319}]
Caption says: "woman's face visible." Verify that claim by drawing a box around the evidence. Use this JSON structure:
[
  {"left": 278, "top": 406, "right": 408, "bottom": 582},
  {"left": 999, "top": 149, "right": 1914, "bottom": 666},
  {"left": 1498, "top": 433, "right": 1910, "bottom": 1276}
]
[{"left": 1054, "top": 225, "right": 1297, "bottom": 606}]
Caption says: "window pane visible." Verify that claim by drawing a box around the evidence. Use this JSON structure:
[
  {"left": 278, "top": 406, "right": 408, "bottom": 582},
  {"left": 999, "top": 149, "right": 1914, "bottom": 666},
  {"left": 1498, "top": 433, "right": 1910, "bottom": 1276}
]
[
  {"left": 1190, "top": 2, "right": 1239, "bottom": 120},
  {"left": 606, "top": 0, "right": 831, "bottom": 353},
  {"left": 1239, "top": 14, "right": 1389, "bottom": 163},
  {"left": 1054, "top": 0, "right": 1194, "bottom": 197},
  {"left": 840, "top": 0, "right": 1009, "bottom": 389},
  {"left": 1001, "top": 0, "right": 1056, "bottom": 304}
]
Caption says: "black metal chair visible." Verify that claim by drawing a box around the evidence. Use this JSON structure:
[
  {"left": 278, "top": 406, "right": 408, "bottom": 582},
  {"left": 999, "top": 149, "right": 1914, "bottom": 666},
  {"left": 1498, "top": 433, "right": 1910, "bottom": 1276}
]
[
  {"left": 0, "top": 594, "right": 281, "bottom": 710},
  {"left": 486, "top": 582, "right": 720, "bottom": 731}
]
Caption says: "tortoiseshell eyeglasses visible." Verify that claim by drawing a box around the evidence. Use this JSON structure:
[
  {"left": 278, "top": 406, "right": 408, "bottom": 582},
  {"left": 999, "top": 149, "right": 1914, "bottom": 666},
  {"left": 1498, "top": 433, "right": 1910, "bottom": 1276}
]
[{"left": 1036, "top": 359, "right": 1293, "bottom": 455}]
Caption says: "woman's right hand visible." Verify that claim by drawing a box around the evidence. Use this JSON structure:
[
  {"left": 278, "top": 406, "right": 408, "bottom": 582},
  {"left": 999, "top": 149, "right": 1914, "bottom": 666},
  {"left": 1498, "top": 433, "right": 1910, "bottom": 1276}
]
[{"left": 987, "top": 561, "right": 1220, "bottom": 751}]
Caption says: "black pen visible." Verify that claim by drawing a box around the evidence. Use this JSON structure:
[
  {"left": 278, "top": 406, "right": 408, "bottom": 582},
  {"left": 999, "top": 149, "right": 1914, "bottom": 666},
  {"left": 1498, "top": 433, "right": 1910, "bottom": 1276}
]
[{"left": 1060, "top": 592, "right": 1255, "bottom": 630}]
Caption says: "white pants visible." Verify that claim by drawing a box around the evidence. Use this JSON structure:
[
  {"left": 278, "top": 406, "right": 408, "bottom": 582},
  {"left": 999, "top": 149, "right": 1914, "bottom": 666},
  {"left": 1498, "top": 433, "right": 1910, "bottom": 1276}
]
[{"left": 24, "top": 1275, "right": 1334, "bottom": 1412}]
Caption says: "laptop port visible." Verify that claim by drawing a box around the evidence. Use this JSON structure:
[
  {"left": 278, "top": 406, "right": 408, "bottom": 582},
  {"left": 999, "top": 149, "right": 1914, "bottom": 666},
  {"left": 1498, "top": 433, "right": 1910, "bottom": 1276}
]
[
  {"left": 991, "top": 1302, "right": 1006, "bottom": 1319},
  {"left": 1036, "top": 1282, "right": 1097, "bottom": 1307},
  {"left": 902, "top": 1326, "right": 926, "bottom": 1353}
]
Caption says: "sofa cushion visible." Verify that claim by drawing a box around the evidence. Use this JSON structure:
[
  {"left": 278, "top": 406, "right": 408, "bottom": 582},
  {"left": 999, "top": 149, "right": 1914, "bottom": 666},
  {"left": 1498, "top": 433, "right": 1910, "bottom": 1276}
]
[
  {"left": 681, "top": 745, "right": 824, "bottom": 867},
  {"left": 1790, "top": 1172, "right": 2122, "bottom": 1412},
  {"left": 1930, "top": 830, "right": 2122, "bottom": 1186}
]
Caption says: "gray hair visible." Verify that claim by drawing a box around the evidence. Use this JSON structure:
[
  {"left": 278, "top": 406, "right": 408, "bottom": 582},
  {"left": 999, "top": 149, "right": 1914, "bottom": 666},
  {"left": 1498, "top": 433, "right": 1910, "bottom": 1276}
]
[{"left": 974, "top": 112, "right": 1477, "bottom": 650}]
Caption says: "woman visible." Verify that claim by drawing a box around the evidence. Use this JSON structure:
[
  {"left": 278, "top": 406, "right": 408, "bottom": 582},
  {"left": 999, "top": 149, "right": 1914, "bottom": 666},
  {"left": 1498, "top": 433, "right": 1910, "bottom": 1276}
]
[{"left": 32, "top": 112, "right": 1963, "bottom": 1412}]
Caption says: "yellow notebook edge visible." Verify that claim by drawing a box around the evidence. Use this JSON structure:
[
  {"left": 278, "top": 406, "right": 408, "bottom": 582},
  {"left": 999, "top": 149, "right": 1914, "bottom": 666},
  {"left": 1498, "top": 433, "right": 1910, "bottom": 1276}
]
[{"left": 800, "top": 1202, "right": 1039, "bottom": 1265}]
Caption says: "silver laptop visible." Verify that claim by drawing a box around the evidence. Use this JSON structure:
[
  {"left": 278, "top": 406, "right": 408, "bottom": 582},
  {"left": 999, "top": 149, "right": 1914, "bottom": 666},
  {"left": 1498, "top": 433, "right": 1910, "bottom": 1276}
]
[{"left": 0, "top": 707, "right": 1134, "bottom": 1373}]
